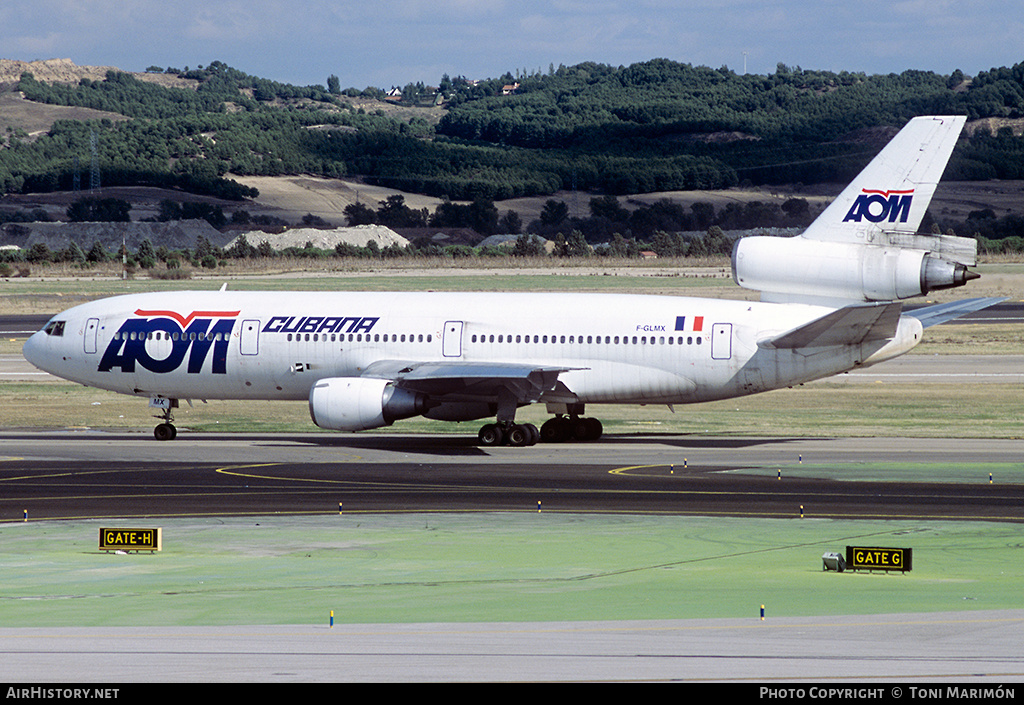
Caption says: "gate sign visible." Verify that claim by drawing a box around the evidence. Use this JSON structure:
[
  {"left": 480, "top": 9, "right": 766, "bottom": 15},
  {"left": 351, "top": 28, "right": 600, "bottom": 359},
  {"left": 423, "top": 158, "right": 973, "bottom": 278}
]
[
  {"left": 100, "top": 528, "right": 162, "bottom": 552},
  {"left": 845, "top": 545, "right": 912, "bottom": 572}
]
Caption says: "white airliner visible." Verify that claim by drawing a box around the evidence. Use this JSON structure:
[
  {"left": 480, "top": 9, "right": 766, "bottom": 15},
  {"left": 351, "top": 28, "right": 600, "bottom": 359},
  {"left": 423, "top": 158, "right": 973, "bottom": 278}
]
[{"left": 23, "top": 115, "right": 999, "bottom": 445}]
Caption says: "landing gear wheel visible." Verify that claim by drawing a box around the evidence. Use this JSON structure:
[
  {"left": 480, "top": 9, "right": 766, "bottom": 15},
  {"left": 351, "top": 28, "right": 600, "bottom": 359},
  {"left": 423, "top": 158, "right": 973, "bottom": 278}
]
[
  {"left": 570, "top": 418, "right": 592, "bottom": 441},
  {"left": 541, "top": 416, "right": 602, "bottom": 442},
  {"left": 506, "top": 423, "right": 539, "bottom": 447},
  {"left": 582, "top": 417, "right": 603, "bottom": 441},
  {"left": 523, "top": 423, "right": 540, "bottom": 446},
  {"left": 541, "top": 417, "right": 571, "bottom": 443},
  {"left": 154, "top": 423, "right": 177, "bottom": 441},
  {"left": 478, "top": 423, "right": 505, "bottom": 447}
]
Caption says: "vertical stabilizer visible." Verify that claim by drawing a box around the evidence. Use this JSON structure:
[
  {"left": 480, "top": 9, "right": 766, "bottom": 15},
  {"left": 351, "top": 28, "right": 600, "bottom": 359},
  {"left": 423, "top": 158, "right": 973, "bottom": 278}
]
[{"left": 801, "top": 115, "right": 966, "bottom": 243}]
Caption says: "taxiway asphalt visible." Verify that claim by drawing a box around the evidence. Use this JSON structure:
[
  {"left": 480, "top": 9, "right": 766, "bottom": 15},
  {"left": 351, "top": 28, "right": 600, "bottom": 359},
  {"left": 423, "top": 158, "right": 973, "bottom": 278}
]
[
  {"left": 4, "top": 611, "right": 1024, "bottom": 683},
  {"left": 2, "top": 431, "right": 1024, "bottom": 522}
]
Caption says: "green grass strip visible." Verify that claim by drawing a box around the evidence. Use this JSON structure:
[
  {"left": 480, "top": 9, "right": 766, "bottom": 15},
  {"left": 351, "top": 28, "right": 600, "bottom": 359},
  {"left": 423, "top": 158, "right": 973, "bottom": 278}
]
[{"left": 0, "top": 514, "right": 1019, "bottom": 627}]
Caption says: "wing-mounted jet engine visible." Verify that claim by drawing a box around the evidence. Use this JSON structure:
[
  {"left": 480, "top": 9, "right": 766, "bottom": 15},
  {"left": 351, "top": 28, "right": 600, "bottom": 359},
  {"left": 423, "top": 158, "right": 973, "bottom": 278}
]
[{"left": 309, "top": 377, "right": 432, "bottom": 432}]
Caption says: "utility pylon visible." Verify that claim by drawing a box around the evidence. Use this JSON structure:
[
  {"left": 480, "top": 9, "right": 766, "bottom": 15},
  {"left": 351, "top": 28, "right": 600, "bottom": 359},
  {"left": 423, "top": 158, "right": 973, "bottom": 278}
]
[{"left": 89, "top": 130, "right": 101, "bottom": 191}]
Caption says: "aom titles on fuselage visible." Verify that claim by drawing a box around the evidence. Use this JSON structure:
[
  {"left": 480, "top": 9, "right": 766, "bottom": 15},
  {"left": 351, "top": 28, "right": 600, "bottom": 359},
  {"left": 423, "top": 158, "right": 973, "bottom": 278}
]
[{"left": 24, "top": 116, "right": 996, "bottom": 445}]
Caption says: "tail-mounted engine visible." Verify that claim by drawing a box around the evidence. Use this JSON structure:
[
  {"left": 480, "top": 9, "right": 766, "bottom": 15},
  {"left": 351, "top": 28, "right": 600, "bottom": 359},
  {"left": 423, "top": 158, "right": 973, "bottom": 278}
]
[
  {"left": 309, "top": 377, "right": 431, "bottom": 431},
  {"left": 732, "top": 233, "right": 979, "bottom": 303}
]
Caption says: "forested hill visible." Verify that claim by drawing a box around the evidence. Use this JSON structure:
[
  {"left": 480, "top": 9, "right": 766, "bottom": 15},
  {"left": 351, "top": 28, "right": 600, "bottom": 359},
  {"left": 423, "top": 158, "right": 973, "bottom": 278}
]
[
  {"left": 3, "top": 59, "right": 1024, "bottom": 202},
  {"left": 434, "top": 60, "right": 1024, "bottom": 190}
]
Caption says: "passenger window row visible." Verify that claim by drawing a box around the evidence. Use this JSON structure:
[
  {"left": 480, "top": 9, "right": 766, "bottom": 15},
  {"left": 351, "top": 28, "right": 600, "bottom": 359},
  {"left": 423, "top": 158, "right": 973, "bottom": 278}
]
[
  {"left": 286, "top": 332, "right": 433, "bottom": 344},
  {"left": 114, "top": 331, "right": 227, "bottom": 342},
  {"left": 470, "top": 333, "right": 702, "bottom": 346}
]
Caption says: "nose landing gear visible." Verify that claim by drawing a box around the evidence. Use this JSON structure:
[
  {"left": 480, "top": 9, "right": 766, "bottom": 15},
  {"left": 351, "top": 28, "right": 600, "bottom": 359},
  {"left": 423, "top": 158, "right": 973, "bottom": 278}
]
[{"left": 151, "top": 397, "right": 178, "bottom": 441}]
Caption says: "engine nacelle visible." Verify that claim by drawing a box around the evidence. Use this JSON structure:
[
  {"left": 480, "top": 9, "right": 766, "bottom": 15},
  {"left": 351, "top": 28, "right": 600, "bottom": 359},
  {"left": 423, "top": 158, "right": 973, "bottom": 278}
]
[
  {"left": 732, "top": 236, "right": 977, "bottom": 302},
  {"left": 309, "top": 377, "right": 430, "bottom": 431}
]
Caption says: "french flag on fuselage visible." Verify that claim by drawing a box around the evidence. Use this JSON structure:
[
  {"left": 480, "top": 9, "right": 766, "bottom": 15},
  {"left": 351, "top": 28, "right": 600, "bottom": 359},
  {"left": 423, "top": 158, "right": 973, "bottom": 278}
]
[{"left": 675, "top": 316, "right": 704, "bottom": 332}]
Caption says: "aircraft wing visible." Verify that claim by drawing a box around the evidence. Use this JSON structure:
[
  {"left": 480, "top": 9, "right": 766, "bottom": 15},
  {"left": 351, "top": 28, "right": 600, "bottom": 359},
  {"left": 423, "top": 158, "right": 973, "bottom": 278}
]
[
  {"left": 361, "top": 359, "right": 579, "bottom": 402},
  {"left": 760, "top": 302, "right": 903, "bottom": 349},
  {"left": 905, "top": 297, "right": 1007, "bottom": 328}
]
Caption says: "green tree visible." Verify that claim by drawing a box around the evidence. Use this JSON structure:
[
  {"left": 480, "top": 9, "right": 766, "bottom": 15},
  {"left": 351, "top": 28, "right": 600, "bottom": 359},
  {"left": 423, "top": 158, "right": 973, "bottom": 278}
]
[
  {"left": 565, "top": 230, "right": 590, "bottom": 257},
  {"left": 228, "top": 233, "right": 257, "bottom": 259},
  {"left": 607, "top": 233, "right": 639, "bottom": 258},
  {"left": 498, "top": 210, "right": 522, "bottom": 234},
  {"left": 589, "top": 195, "right": 628, "bottom": 222},
  {"left": 65, "top": 240, "right": 87, "bottom": 264},
  {"left": 87, "top": 241, "right": 108, "bottom": 263},
  {"left": 194, "top": 235, "right": 214, "bottom": 263},
  {"left": 344, "top": 202, "right": 377, "bottom": 226},
  {"left": 539, "top": 199, "right": 569, "bottom": 227},
  {"left": 136, "top": 238, "right": 156, "bottom": 268},
  {"left": 26, "top": 242, "right": 51, "bottom": 263},
  {"left": 376, "top": 195, "right": 427, "bottom": 227},
  {"left": 704, "top": 225, "right": 732, "bottom": 255},
  {"left": 67, "top": 197, "right": 131, "bottom": 222},
  {"left": 511, "top": 234, "right": 546, "bottom": 257}
]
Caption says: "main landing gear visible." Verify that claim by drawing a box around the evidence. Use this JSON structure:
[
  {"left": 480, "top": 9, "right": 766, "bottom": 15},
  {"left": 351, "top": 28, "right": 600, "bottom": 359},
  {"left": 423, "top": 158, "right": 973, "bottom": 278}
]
[
  {"left": 152, "top": 397, "right": 178, "bottom": 441},
  {"left": 539, "top": 415, "right": 603, "bottom": 443},
  {"left": 477, "top": 395, "right": 604, "bottom": 447},
  {"left": 477, "top": 414, "right": 603, "bottom": 447},
  {"left": 477, "top": 422, "right": 540, "bottom": 447}
]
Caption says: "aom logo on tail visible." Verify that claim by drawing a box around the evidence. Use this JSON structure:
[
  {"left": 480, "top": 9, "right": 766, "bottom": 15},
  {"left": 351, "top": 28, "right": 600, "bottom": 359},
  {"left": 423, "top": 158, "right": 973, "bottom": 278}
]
[
  {"left": 843, "top": 189, "right": 914, "bottom": 223},
  {"left": 99, "top": 309, "right": 240, "bottom": 374}
]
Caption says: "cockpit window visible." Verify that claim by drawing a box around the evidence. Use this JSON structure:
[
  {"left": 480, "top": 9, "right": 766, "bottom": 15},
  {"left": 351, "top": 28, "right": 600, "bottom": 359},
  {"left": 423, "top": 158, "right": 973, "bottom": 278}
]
[{"left": 43, "top": 320, "right": 66, "bottom": 337}]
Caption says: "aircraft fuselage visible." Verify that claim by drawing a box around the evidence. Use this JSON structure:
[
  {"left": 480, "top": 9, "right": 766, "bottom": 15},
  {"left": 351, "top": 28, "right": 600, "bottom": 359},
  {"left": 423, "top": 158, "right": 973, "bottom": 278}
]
[{"left": 23, "top": 289, "right": 919, "bottom": 410}]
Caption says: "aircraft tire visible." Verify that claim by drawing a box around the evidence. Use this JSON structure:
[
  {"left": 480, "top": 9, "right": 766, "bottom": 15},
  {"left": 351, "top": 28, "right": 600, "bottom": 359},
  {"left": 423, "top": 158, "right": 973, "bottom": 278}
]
[
  {"left": 507, "top": 423, "right": 539, "bottom": 447},
  {"left": 154, "top": 423, "right": 177, "bottom": 441},
  {"left": 571, "top": 418, "right": 592, "bottom": 441},
  {"left": 570, "top": 417, "right": 603, "bottom": 442},
  {"left": 506, "top": 425, "right": 530, "bottom": 447},
  {"left": 478, "top": 423, "right": 505, "bottom": 447},
  {"left": 540, "top": 417, "right": 570, "bottom": 443}
]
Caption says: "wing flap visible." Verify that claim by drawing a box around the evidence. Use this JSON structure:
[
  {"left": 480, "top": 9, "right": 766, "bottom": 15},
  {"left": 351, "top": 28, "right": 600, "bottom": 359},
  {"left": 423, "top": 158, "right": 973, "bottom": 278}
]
[{"left": 361, "top": 359, "right": 580, "bottom": 403}]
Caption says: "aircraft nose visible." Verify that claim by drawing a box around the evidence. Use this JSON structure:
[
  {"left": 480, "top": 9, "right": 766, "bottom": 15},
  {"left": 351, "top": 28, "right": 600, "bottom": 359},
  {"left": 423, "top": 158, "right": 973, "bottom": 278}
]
[{"left": 22, "top": 329, "right": 53, "bottom": 372}]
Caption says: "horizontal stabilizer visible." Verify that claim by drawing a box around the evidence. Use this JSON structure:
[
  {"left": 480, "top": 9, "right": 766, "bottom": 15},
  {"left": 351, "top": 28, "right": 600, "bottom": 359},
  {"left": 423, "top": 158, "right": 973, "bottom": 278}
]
[
  {"left": 761, "top": 302, "right": 903, "bottom": 349},
  {"left": 906, "top": 297, "right": 1007, "bottom": 328}
]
